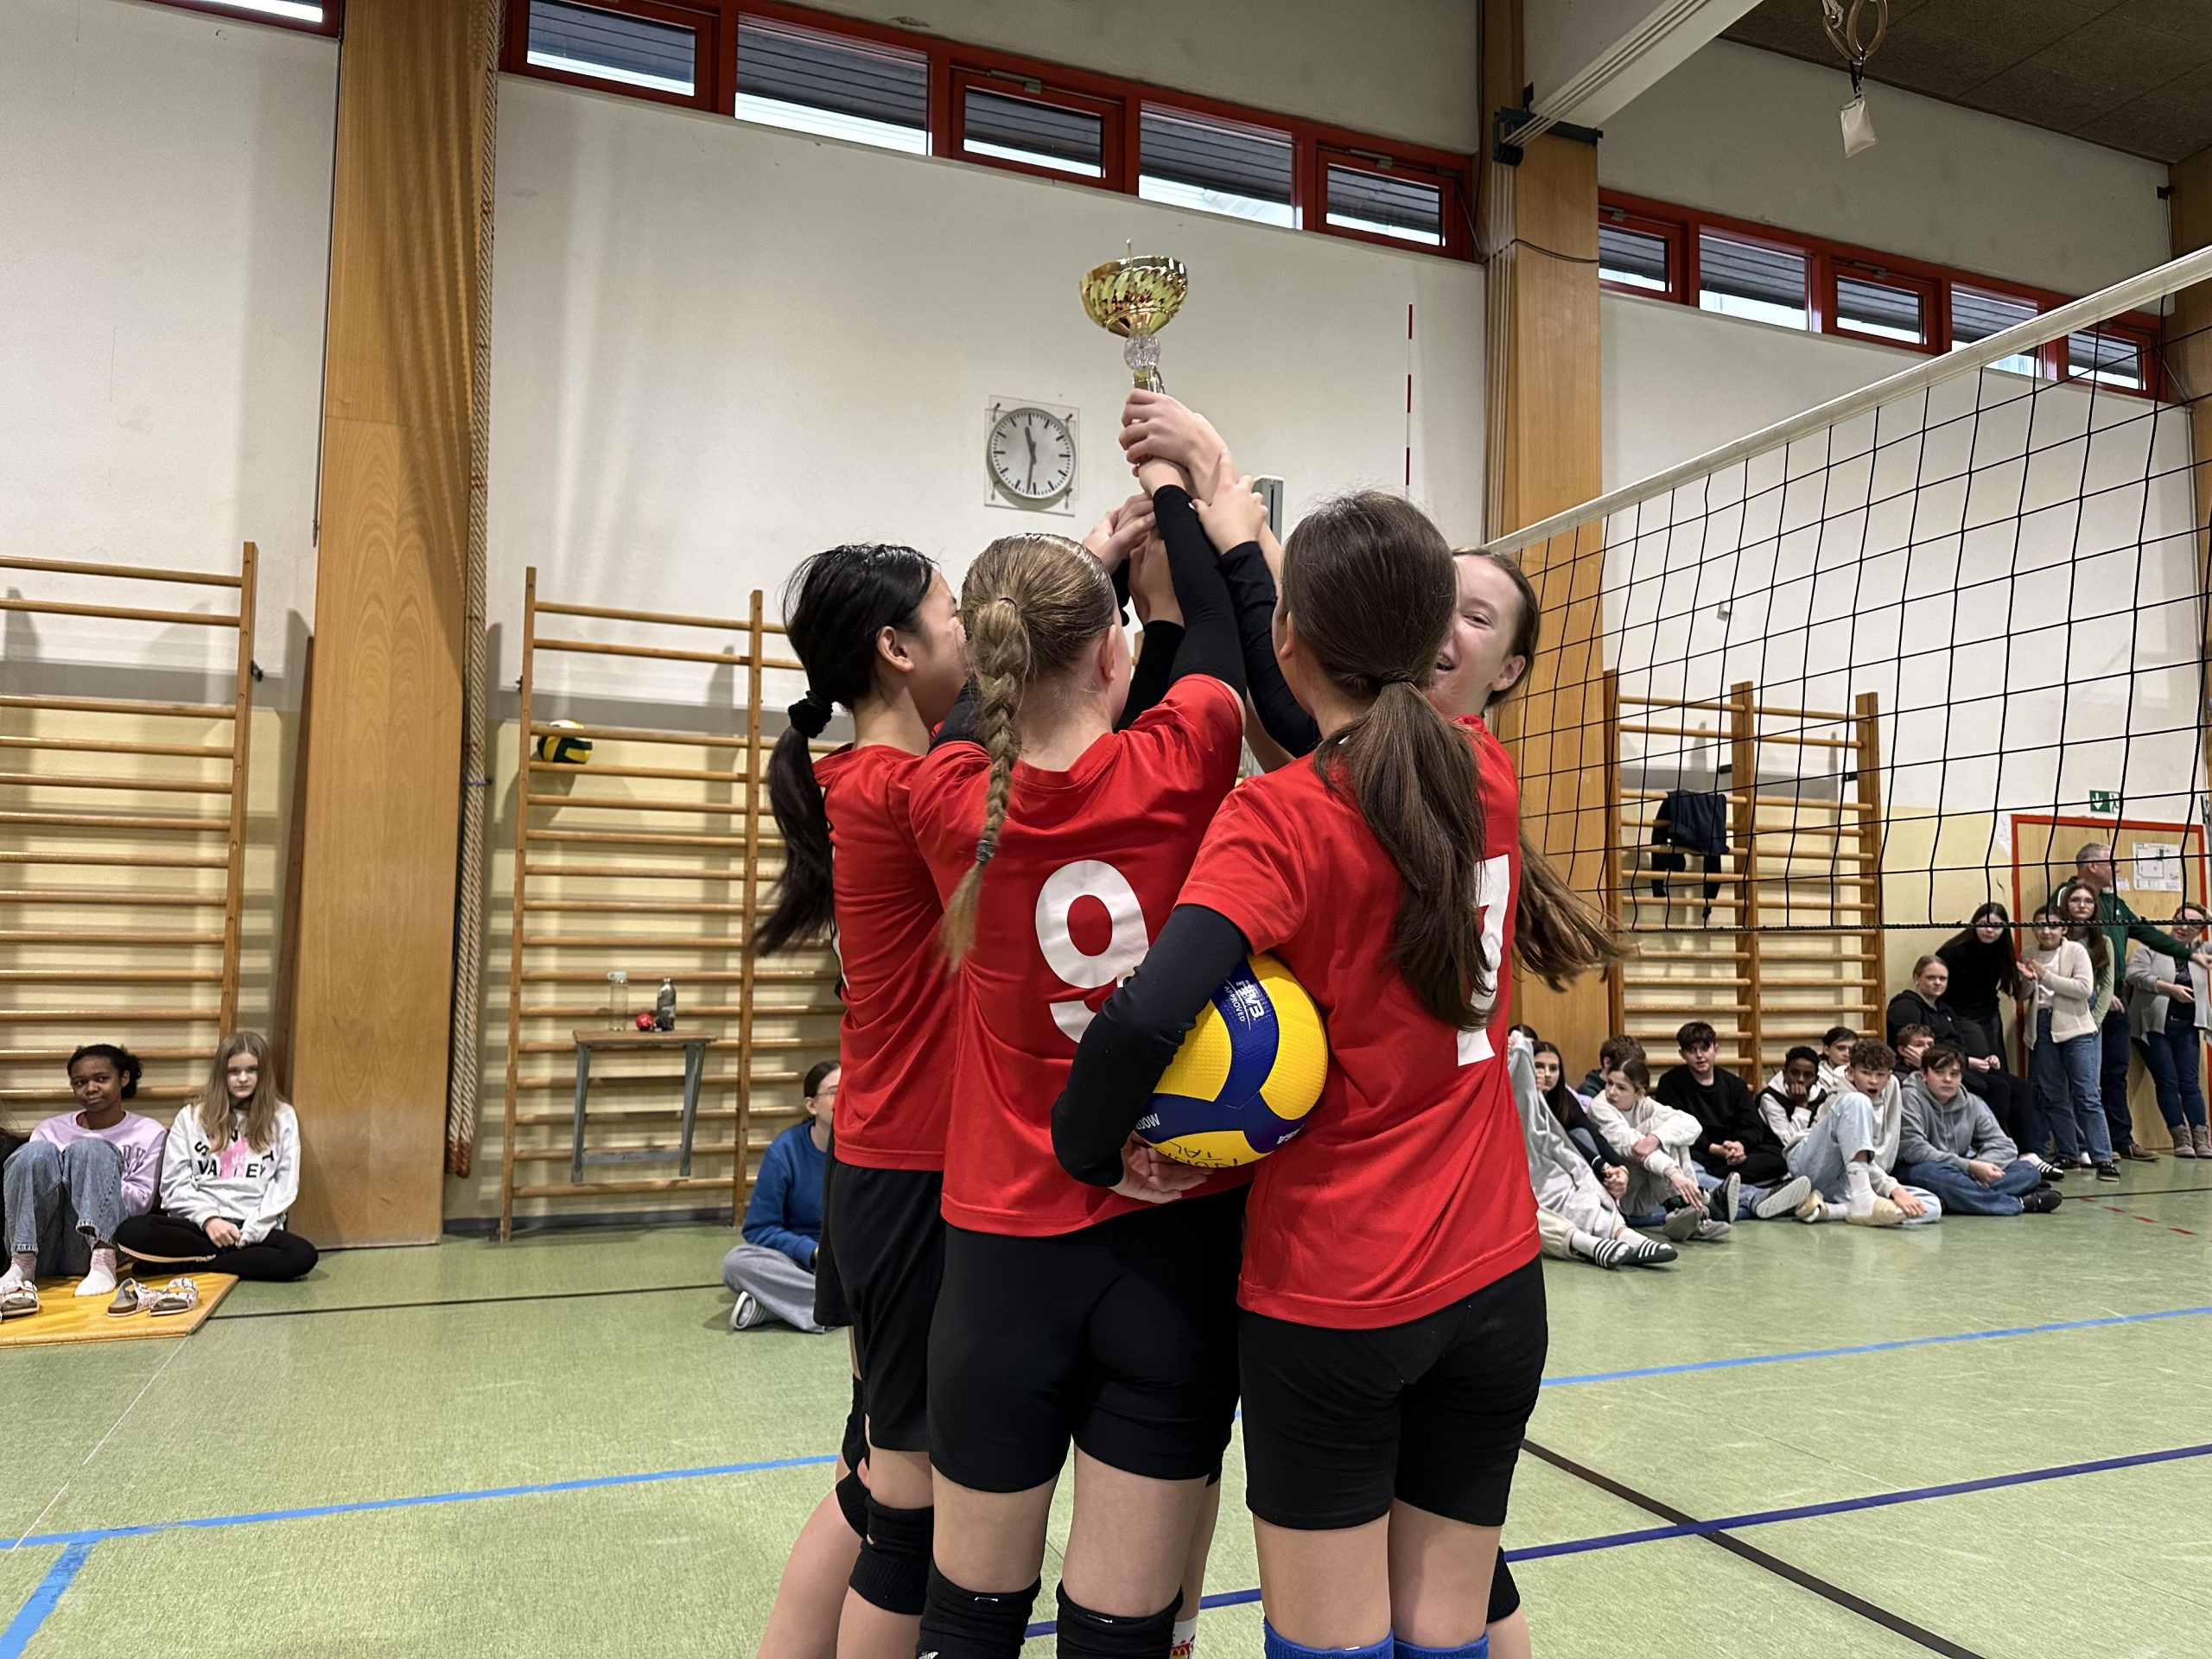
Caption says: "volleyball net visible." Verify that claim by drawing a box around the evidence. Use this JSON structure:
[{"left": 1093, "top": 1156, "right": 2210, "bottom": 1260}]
[{"left": 1487, "top": 246, "right": 2212, "bottom": 1065}]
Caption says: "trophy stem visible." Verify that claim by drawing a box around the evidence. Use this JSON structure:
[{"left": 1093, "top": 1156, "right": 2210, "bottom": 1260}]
[{"left": 1124, "top": 331, "right": 1165, "bottom": 393}]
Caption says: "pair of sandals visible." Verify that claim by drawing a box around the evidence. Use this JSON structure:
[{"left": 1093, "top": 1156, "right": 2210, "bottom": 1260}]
[{"left": 108, "top": 1276, "right": 200, "bottom": 1319}]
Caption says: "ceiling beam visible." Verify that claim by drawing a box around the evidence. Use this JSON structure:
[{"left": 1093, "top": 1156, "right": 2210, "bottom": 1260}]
[{"left": 1520, "top": 0, "right": 1766, "bottom": 142}]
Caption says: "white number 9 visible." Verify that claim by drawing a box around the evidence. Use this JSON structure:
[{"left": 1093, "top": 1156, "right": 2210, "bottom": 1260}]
[{"left": 1036, "top": 860, "right": 1151, "bottom": 1042}]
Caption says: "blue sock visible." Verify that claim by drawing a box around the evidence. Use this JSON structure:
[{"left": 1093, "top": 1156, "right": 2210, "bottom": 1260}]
[
  {"left": 1262, "top": 1624, "right": 1393, "bottom": 1659},
  {"left": 1394, "top": 1637, "right": 1489, "bottom": 1659}
]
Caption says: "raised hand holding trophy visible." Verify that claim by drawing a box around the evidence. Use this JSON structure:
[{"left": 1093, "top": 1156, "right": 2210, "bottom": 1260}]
[{"left": 1079, "top": 253, "right": 1188, "bottom": 391}]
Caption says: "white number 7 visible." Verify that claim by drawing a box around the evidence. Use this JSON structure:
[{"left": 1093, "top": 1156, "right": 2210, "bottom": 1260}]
[{"left": 1456, "top": 854, "right": 1513, "bottom": 1066}]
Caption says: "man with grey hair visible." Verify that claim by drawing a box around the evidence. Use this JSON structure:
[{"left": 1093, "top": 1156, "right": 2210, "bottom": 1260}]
[{"left": 2068, "top": 842, "right": 2212, "bottom": 1161}]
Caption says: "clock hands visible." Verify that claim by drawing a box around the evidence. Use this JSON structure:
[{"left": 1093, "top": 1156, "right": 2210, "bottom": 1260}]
[{"left": 1025, "top": 423, "right": 1039, "bottom": 493}]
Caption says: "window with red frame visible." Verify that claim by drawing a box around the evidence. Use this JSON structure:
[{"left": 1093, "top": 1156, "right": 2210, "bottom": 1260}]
[
  {"left": 500, "top": 0, "right": 1473, "bottom": 261},
  {"left": 1599, "top": 190, "right": 2166, "bottom": 397},
  {"left": 951, "top": 70, "right": 1122, "bottom": 188},
  {"left": 145, "top": 0, "right": 341, "bottom": 33}
]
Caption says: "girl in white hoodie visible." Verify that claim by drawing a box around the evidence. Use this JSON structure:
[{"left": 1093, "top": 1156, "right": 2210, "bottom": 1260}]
[
  {"left": 113, "top": 1031, "right": 317, "bottom": 1281},
  {"left": 2020, "top": 905, "right": 2115, "bottom": 1179}
]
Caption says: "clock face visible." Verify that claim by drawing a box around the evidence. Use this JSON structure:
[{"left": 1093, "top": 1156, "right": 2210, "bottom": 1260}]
[{"left": 988, "top": 406, "right": 1077, "bottom": 505}]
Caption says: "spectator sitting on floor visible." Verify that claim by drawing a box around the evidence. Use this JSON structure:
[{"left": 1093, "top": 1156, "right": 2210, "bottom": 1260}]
[
  {"left": 1579, "top": 1032, "right": 1644, "bottom": 1102},
  {"left": 1532, "top": 1039, "right": 1621, "bottom": 1175},
  {"left": 1508, "top": 1036, "right": 1675, "bottom": 1271},
  {"left": 1654, "top": 1021, "right": 1809, "bottom": 1220},
  {"left": 1895, "top": 1045, "right": 2060, "bottom": 1217},
  {"left": 1892, "top": 1023, "right": 1933, "bottom": 1078},
  {"left": 725, "top": 1060, "right": 837, "bottom": 1332},
  {"left": 1756, "top": 1046, "right": 1830, "bottom": 1153},
  {"left": 1787, "top": 1038, "right": 1939, "bottom": 1227},
  {"left": 1818, "top": 1027, "right": 1858, "bottom": 1095},
  {"left": 1887, "top": 953, "right": 2041, "bottom": 1162},
  {"left": 1585, "top": 1057, "right": 1732, "bottom": 1243},
  {"left": 112, "top": 1031, "right": 317, "bottom": 1283},
  {"left": 2, "top": 1045, "right": 165, "bottom": 1313}
]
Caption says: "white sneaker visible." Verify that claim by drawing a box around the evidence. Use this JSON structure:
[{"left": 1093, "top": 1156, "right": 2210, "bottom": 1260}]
[
  {"left": 729, "top": 1290, "right": 760, "bottom": 1331},
  {"left": 1754, "top": 1174, "right": 1815, "bottom": 1220}
]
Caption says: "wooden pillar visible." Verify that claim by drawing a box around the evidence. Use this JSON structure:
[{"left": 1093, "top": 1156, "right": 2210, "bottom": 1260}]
[
  {"left": 1482, "top": 0, "right": 1609, "bottom": 1058},
  {"left": 290, "top": 0, "right": 495, "bottom": 1247},
  {"left": 2173, "top": 149, "right": 2212, "bottom": 791}
]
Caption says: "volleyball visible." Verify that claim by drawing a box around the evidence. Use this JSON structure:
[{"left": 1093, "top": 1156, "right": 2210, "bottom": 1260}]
[
  {"left": 1135, "top": 954, "right": 1327, "bottom": 1167},
  {"left": 536, "top": 721, "right": 593, "bottom": 766}
]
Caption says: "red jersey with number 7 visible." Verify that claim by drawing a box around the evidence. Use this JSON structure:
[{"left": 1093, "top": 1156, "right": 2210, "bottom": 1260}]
[
  {"left": 1176, "top": 715, "right": 1534, "bottom": 1328},
  {"left": 908, "top": 675, "right": 1245, "bottom": 1236}
]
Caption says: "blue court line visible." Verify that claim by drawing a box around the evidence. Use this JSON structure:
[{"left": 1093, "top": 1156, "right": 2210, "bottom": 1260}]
[
  {"left": 1018, "top": 1440, "right": 2212, "bottom": 1637},
  {"left": 7, "top": 1452, "right": 836, "bottom": 1551},
  {"left": 1541, "top": 1300, "right": 2212, "bottom": 1388},
  {"left": 0, "top": 1542, "right": 92, "bottom": 1659}
]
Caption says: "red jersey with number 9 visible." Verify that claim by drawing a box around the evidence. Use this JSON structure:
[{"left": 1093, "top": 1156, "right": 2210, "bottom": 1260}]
[
  {"left": 810, "top": 743, "right": 954, "bottom": 1170},
  {"left": 909, "top": 676, "right": 1245, "bottom": 1236},
  {"left": 1177, "top": 715, "right": 1535, "bottom": 1328}
]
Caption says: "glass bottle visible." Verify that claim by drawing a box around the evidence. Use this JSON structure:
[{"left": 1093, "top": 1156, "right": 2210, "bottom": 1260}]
[{"left": 607, "top": 970, "right": 629, "bottom": 1031}]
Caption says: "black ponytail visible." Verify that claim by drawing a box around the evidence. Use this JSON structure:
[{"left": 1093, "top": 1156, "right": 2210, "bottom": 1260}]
[
  {"left": 754, "top": 544, "right": 935, "bottom": 957},
  {"left": 67, "top": 1042, "right": 144, "bottom": 1099}
]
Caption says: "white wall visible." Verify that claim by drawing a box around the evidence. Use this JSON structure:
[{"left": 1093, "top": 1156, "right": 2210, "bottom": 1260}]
[
  {"left": 805, "top": 0, "right": 1482, "bottom": 152},
  {"left": 1600, "top": 38, "right": 2171, "bottom": 298},
  {"left": 0, "top": 0, "right": 335, "bottom": 694},
  {"left": 488, "top": 74, "right": 1486, "bottom": 713}
]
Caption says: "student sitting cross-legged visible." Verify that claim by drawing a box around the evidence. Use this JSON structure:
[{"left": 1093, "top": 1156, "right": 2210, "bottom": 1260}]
[
  {"left": 1785, "top": 1038, "right": 1939, "bottom": 1226},
  {"left": 1585, "top": 1056, "right": 1733, "bottom": 1243},
  {"left": 1894, "top": 1044, "right": 2061, "bottom": 1217},
  {"left": 724, "top": 1059, "right": 837, "bottom": 1332},
  {"left": 1654, "top": 1020, "right": 1810, "bottom": 1220}
]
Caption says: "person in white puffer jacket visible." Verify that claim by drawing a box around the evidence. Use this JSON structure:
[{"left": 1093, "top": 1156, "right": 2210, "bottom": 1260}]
[{"left": 113, "top": 1031, "right": 318, "bottom": 1282}]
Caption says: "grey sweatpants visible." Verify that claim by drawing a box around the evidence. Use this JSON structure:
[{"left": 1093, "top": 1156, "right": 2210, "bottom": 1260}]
[
  {"left": 722, "top": 1243, "right": 827, "bottom": 1333},
  {"left": 2, "top": 1136, "right": 124, "bottom": 1275}
]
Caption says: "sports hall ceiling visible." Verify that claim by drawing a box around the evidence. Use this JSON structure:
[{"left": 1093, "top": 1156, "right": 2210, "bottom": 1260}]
[{"left": 1723, "top": 0, "right": 2212, "bottom": 163}]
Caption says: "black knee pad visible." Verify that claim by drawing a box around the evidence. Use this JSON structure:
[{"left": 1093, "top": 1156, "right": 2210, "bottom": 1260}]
[
  {"left": 1055, "top": 1586, "right": 1179, "bottom": 1659},
  {"left": 918, "top": 1567, "right": 1039, "bottom": 1659},
  {"left": 1487, "top": 1557, "right": 1520, "bottom": 1624},
  {"left": 849, "top": 1497, "right": 933, "bottom": 1615},
  {"left": 834, "top": 1468, "right": 869, "bottom": 1540}
]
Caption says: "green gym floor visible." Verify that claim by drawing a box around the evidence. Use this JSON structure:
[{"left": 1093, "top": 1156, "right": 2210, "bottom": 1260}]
[{"left": 7, "top": 1166, "right": 2211, "bottom": 1659}]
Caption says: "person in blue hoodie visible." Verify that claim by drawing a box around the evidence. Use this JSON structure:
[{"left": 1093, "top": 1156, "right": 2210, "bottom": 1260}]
[{"left": 726, "top": 1060, "right": 837, "bottom": 1332}]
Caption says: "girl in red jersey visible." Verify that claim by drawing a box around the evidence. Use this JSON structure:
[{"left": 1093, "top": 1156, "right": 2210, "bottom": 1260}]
[
  {"left": 1054, "top": 493, "right": 1614, "bottom": 1659},
  {"left": 755, "top": 543, "right": 970, "bottom": 1659},
  {"left": 904, "top": 457, "right": 1254, "bottom": 1659}
]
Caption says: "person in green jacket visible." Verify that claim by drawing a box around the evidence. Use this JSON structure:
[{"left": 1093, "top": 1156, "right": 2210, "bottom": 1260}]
[{"left": 2067, "top": 842, "right": 2212, "bottom": 1160}]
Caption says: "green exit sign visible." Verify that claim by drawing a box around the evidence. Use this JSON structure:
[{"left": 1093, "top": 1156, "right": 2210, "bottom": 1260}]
[{"left": 2089, "top": 790, "right": 2119, "bottom": 813}]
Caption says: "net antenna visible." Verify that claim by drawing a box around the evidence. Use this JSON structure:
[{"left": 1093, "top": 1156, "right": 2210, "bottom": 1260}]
[
  {"left": 1822, "top": 0, "right": 1889, "bottom": 156},
  {"left": 1484, "top": 244, "right": 2212, "bottom": 1075}
]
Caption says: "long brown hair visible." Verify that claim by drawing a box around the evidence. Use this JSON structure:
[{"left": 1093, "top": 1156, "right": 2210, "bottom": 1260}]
[
  {"left": 938, "top": 533, "right": 1118, "bottom": 963},
  {"left": 1449, "top": 549, "right": 1622, "bottom": 988},
  {"left": 1284, "top": 495, "right": 1505, "bottom": 1026},
  {"left": 196, "top": 1029, "right": 282, "bottom": 1154}
]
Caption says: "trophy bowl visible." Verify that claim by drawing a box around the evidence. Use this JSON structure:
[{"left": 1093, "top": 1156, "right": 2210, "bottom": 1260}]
[
  {"left": 1081, "top": 255, "right": 1188, "bottom": 390},
  {"left": 1080, "top": 255, "right": 1189, "bottom": 339}
]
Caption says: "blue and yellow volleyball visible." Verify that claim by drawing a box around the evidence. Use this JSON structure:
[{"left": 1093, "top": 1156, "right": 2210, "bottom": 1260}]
[{"left": 1135, "top": 954, "right": 1327, "bottom": 1167}]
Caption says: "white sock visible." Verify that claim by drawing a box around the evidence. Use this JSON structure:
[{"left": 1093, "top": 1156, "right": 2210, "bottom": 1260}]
[
  {"left": 1844, "top": 1161, "right": 1876, "bottom": 1219},
  {"left": 1568, "top": 1228, "right": 1604, "bottom": 1258},
  {"left": 2, "top": 1250, "right": 35, "bottom": 1289},
  {"left": 1172, "top": 1618, "right": 1198, "bottom": 1656},
  {"left": 75, "top": 1248, "right": 119, "bottom": 1298}
]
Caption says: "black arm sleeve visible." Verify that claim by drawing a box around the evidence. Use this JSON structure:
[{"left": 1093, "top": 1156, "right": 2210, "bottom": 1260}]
[
  {"left": 1217, "top": 542, "right": 1319, "bottom": 757},
  {"left": 1115, "top": 620, "right": 1184, "bottom": 731},
  {"left": 1150, "top": 486, "right": 1245, "bottom": 694},
  {"left": 931, "top": 678, "right": 982, "bottom": 748},
  {"left": 1052, "top": 905, "right": 1253, "bottom": 1185}
]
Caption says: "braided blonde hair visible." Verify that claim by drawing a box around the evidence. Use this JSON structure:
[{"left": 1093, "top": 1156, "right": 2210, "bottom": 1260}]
[{"left": 939, "top": 533, "right": 1118, "bottom": 963}]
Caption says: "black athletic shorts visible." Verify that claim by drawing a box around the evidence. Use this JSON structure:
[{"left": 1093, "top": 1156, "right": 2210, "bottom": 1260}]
[
  {"left": 813, "top": 1149, "right": 852, "bottom": 1332},
  {"left": 831, "top": 1163, "right": 945, "bottom": 1455},
  {"left": 1241, "top": 1255, "right": 1547, "bottom": 1531},
  {"left": 929, "top": 1187, "right": 1246, "bottom": 1494}
]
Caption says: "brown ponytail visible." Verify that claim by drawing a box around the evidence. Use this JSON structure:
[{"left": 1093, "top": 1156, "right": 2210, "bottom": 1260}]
[
  {"left": 1285, "top": 495, "right": 1498, "bottom": 1027},
  {"left": 939, "top": 534, "right": 1118, "bottom": 963},
  {"left": 1451, "top": 546, "right": 1623, "bottom": 988}
]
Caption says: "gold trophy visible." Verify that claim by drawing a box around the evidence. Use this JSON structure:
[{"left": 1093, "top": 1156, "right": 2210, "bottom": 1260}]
[{"left": 1080, "top": 254, "right": 1188, "bottom": 391}]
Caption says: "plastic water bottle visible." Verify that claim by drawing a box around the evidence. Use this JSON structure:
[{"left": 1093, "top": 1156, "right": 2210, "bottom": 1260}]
[
  {"left": 655, "top": 977, "right": 677, "bottom": 1032},
  {"left": 607, "top": 970, "right": 629, "bottom": 1031}
]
